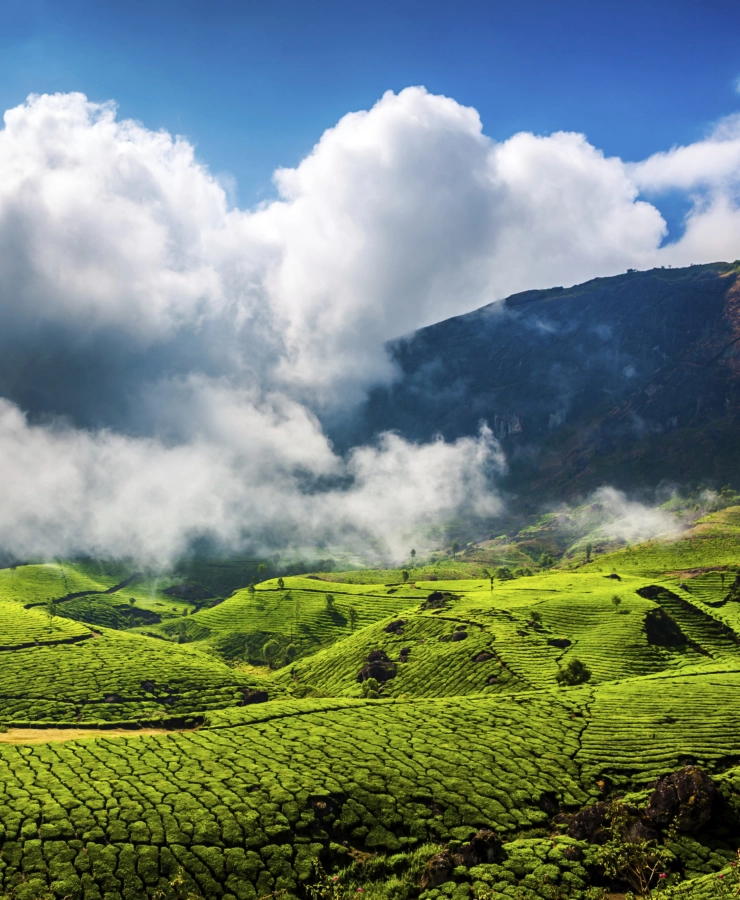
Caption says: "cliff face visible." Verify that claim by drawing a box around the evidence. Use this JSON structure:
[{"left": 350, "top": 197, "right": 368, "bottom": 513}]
[{"left": 351, "top": 262, "right": 740, "bottom": 502}]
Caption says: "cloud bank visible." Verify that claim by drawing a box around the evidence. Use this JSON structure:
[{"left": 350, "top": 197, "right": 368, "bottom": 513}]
[{"left": 0, "top": 87, "right": 738, "bottom": 563}]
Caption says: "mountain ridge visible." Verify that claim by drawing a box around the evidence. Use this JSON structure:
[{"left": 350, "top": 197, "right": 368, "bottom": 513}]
[{"left": 348, "top": 261, "right": 740, "bottom": 505}]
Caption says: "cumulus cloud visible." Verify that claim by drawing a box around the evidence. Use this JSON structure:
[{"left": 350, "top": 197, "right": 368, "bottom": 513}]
[{"left": 0, "top": 87, "right": 737, "bottom": 564}]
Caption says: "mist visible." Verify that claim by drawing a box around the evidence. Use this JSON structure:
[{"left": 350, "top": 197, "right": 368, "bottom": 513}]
[{"left": 1, "top": 89, "right": 740, "bottom": 565}]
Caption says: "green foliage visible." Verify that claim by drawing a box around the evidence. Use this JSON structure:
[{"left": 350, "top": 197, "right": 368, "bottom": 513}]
[
  {"left": 596, "top": 803, "right": 674, "bottom": 895},
  {"left": 556, "top": 658, "right": 591, "bottom": 686}
]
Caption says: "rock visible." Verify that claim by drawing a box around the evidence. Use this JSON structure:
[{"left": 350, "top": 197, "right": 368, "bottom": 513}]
[
  {"left": 451, "top": 631, "right": 467, "bottom": 641},
  {"left": 421, "top": 830, "right": 503, "bottom": 887},
  {"left": 423, "top": 591, "right": 459, "bottom": 609},
  {"left": 568, "top": 802, "right": 610, "bottom": 841},
  {"left": 453, "top": 829, "right": 502, "bottom": 866},
  {"left": 357, "top": 649, "right": 397, "bottom": 683},
  {"left": 399, "top": 647, "right": 411, "bottom": 662},
  {"left": 645, "top": 766, "right": 717, "bottom": 832},
  {"left": 420, "top": 852, "right": 454, "bottom": 889},
  {"left": 487, "top": 675, "right": 499, "bottom": 685},
  {"left": 562, "top": 846, "right": 583, "bottom": 861},
  {"left": 473, "top": 651, "right": 494, "bottom": 662},
  {"left": 385, "top": 619, "right": 407, "bottom": 634},
  {"left": 606, "top": 573, "right": 622, "bottom": 581},
  {"left": 624, "top": 820, "right": 659, "bottom": 843},
  {"left": 241, "top": 688, "right": 268, "bottom": 705},
  {"left": 538, "top": 792, "right": 559, "bottom": 816},
  {"left": 357, "top": 661, "right": 397, "bottom": 683}
]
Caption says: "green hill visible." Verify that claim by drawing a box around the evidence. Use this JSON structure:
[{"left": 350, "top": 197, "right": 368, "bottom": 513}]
[{"left": 2, "top": 510, "right": 740, "bottom": 898}]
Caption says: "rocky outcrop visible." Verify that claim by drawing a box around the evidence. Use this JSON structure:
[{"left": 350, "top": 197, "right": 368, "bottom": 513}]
[
  {"left": 420, "top": 829, "right": 502, "bottom": 889},
  {"left": 357, "top": 649, "right": 397, "bottom": 683},
  {"left": 645, "top": 766, "right": 717, "bottom": 832}
]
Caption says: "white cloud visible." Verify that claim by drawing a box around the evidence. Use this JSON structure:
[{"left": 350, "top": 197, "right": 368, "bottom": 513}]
[
  {"left": 587, "top": 487, "right": 680, "bottom": 545},
  {"left": 0, "top": 399, "right": 502, "bottom": 565},
  {"left": 0, "top": 87, "right": 736, "bottom": 563}
]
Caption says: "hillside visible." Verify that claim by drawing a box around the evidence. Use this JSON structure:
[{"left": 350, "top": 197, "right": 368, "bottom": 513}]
[
  {"left": 348, "top": 262, "right": 740, "bottom": 505},
  {"left": 0, "top": 512, "right": 739, "bottom": 898}
]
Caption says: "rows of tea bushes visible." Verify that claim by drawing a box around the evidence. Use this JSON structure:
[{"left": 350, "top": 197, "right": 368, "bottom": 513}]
[
  {"left": 0, "top": 603, "right": 90, "bottom": 649},
  {"left": 275, "top": 611, "right": 525, "bottom": 698},
  {"left": 2, "top": 676, "right": 740, "bottom": 899},
  {"left": 0, "top": 629, "right": 280, "bottom": 724},
  {"left": 278, "top": 571, "right": 733, "bottom": 699},
  {"left": 0, "top": 693, "right": 590, "bottom": 900},
  {"left": 577, "top": 665, "right": 740, "bottom": 784},
  {"left": 161, "top": 585, "right": 421, "bottom": 664},
  {"left": 589, "top": 506, "right": 740, "bottom": 575},
  {"left": 0, "top": 564, "right": 114, "bottom": 606}
]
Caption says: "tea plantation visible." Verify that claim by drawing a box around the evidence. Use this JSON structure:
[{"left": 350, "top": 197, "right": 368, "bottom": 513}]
[{"left": 3, "top": 508, "right": 740, "bottom": 899}]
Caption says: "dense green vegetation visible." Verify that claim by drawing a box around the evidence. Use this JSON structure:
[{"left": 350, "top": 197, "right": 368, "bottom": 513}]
[{"left": 3, "top": 506, "right": 740, "bottom": 899}]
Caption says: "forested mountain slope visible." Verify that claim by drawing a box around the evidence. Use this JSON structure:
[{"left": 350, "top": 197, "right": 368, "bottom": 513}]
[{"left": 351, "top": 262, "right": 740, "bottom": 502}]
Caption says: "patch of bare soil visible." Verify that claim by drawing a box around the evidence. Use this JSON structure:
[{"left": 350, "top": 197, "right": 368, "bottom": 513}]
[{"left": 0, "top": 727, "right": 179, "bottom": 744}]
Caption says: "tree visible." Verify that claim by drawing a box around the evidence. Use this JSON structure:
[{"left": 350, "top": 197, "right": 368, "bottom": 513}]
[
  {"left": 402, "top": 570, "right": 409, "bottom": 583},
  {"left": 348, "top": 606, "right": 358, "bottom": 631},
  {"left": 262, "top": 639, "right": 280, "bottom": 668},
  {"left": 284, "top": 643, "right": 298, "bottom": 663},
  {"left": 585, "top": 542, "right": 593, "bottom": 563},
  {"left": 597, "top": 803, "right": 673, "bottom": 895},
  {"left": 129, "top": 597, "right": 136, "bottom": 607},
  {"left": 451, "top": 540, "right": 460, "bottom": 559},
  {"left": 257, "top": 563, "right": 267, "bottom": 580},
  {"left": 612, "top": 594, "right": 622, "bottom": 611},
  {"left": 539, "top": 552, "right": 554, "bottom": 568},
  {"left": 556, "top": 658, "right": 591, "bottom": 686},
  {"left": 46, "top": 598, "right": 57, "bottom": 629},
  {"left": 482, "top": 568, "right": 494, "bottom": 592},
  {"left": 325, "top": 593, "right": 335, "bottom": 612},
  {"left": 410, "top": 548, "right": 416, "bottom": 565},
  {"left": 277, "top": 577, "right": 285, "bottom": 590}
]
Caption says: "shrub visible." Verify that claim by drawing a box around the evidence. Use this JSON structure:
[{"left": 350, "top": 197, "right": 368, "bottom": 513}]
[{"left": 556, "top": 658, "right": 591, "bottom": 686}]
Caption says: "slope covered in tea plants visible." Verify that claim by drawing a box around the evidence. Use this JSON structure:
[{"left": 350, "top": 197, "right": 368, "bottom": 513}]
[
  {"left": 159, "top": 580, "right": 423, "bottom": 666},
  {"left": 2, "top": 509, "right": 740, "bottom": 900},
  {"left": 0, "top": 625, "right": 281, "bottom": 725},
  {"left": 276, "top": 571, "right": 722, "bottom": 698},
  {"left": 1, "top": 672, "right": 740, "bottom": 900}
]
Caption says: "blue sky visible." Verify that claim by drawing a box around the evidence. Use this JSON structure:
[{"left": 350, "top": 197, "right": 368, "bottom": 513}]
[{"left": 1, "top": 0, "right": 739, "bottom": 206}]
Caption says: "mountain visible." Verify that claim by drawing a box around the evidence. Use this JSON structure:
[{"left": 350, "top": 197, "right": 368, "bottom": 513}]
[{"left": 351, "top": 261, "right": 740, "bottom": 505}]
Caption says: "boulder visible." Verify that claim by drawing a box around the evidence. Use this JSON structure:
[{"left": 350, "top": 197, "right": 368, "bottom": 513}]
[
  {"left": 385, "top": 619, "right": 407, "bottom": 634},
  {"left": 548, "top": 638, "right": 572, "bottom": 648},
  {"left": 645, "top": 766, "right": 717, "bottom": 832},
  {"left": 241, "top": 688, "right": 268, "bottom": 705},
  {"left": 453, "top": 829, "right": 502, "bottom": 866},
  {"left": 357, "top": 649, "right": 397, "bottom": 683},
  {"left": 473, "top": 651, "right": 494, "bottom": 662},
  {"left": 420, "top": 852, "right": 453, "bottom": 889},
  {"left": 420, "top": 830, "right": 502, "bottom": 889},
  {"left": 568, "top": 802, "right": 610, "bottom": 842}
]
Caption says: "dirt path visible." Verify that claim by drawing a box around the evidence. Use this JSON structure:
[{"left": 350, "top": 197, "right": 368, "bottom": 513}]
[{"left": 0, "top": 727, "right": 177, "bottom": 744}]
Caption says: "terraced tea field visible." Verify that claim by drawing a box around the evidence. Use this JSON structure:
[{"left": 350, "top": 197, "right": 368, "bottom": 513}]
[{"left": 2, "top": 507, "right": 740, "bottom": 900}]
